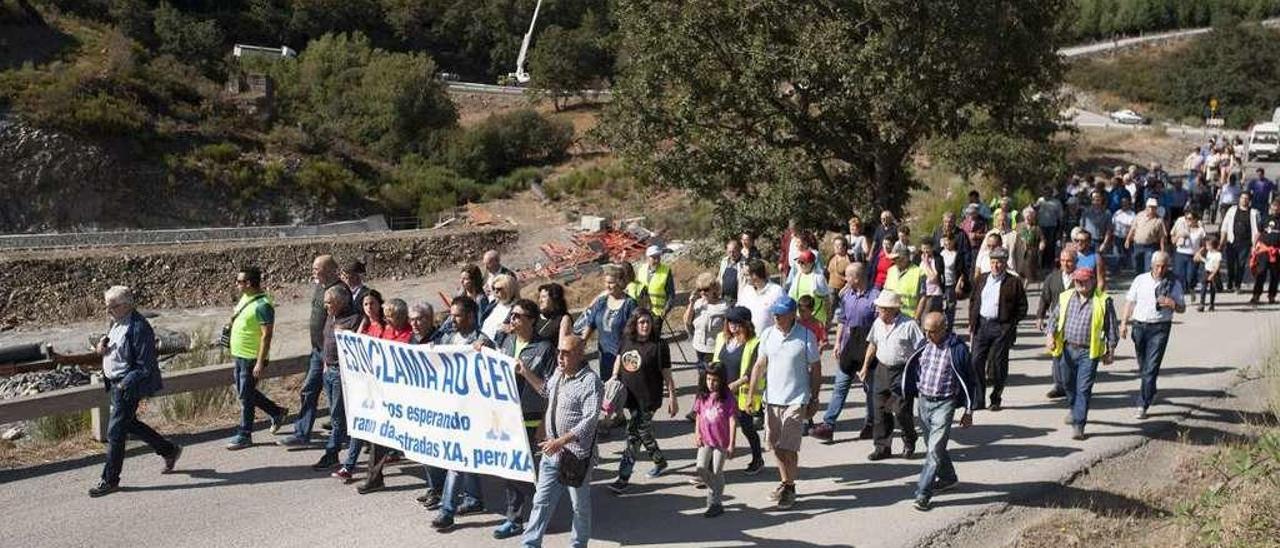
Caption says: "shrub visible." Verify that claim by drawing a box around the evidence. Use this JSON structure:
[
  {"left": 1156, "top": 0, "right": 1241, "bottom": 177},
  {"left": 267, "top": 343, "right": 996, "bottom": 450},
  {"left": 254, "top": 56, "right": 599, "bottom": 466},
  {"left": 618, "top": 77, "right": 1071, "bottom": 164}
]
[
  {"left": 191, "top": 142, "right": 240, "bottom": 164},
  {"left": 30, "top": 410, "right": 90, "bottom": 441},
  {"left": 294, "top": 158, "right": 365, "bottom": 207},
  {"left": 158, "top": 329, "right": 233, "bottom": 423},
  {"left": 444, "top": 109, "right": 573, "bottom": 180},
  {"left": 379, "top": 155, "right": 482, "bottom": 222}
]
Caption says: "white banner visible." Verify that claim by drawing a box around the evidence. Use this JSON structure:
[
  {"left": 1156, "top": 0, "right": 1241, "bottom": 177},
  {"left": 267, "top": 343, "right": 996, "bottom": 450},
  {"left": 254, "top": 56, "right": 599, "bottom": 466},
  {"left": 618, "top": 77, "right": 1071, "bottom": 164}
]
[{"left": 334, "top": 331, "right": 535, "bottom": 482}]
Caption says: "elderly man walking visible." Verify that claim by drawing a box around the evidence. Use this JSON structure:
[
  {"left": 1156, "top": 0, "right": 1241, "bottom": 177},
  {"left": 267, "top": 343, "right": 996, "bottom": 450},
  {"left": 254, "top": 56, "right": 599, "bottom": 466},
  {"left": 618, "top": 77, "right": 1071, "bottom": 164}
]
[
  {"left": 860, "top": 291, "right": 925, "bottom": 461},
  {"left": 515, "top": 335, "right": 603, "bottom": 548},
  {"left": 281, "top": 255, "right": 345, "bottom": 446},
  {"left": 747, "top": 295, "right": 822, "bottom": 510},
  {"left": 89, "top": 286, "right": 181, "bottom": 497},
  {"left": 1045, "top": 268, "right": 1118, "bottom": 440},
  {"left": 225, "top": 266, "right": 288, "bottom": 451},
  {"left": 1035, "top": 249, "right": 1078, "bottom": 400},
  {"left": 1125, "top": 198, "right": 1168, "bottom": 275},
  {"left": 1121, "top": 251, "right": 1186, "bottom": 420},
  {"left": 967, "top": 247, "right": 1028, "bottom": 411},
  {"left": 311, "top": 285, "right": 360, "bottom": 470},
  {"left": 810, "top": 263, "right": 879, "bottom": 442},
  {"left": 902, "top": 312, "right": 982, "bottom": 511}
]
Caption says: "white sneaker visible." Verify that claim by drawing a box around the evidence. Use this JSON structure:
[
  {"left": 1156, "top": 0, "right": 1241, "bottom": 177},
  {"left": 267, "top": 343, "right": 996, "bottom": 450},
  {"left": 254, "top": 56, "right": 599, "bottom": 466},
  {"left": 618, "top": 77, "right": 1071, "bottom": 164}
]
[{"left": 1134, "top": 408, "right": 1148, "bottom": 420}]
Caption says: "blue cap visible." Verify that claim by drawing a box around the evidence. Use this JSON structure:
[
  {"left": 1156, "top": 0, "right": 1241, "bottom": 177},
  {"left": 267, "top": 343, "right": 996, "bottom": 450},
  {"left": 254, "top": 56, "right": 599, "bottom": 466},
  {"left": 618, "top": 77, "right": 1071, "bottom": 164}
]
[{"left": 769, "top": 295, "right": 797, "bottom": 315}]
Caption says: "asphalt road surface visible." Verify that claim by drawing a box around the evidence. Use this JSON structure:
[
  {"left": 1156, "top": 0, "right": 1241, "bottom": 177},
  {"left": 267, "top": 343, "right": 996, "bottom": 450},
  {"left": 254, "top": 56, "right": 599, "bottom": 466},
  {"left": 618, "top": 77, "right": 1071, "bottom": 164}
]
[{"left": 1, "top": 285, "right": 1276, "bottom": 548}]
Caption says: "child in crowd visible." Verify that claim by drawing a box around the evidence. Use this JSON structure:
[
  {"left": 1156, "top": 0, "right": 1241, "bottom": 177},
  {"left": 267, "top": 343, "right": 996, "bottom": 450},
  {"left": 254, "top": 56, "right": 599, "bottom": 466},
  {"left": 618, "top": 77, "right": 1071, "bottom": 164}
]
[
  {"left": 1195, "top": 235, "right": 1222, "bottom": 312},
  {"left": 693, "top": 363, "right": 738, "bottom": 518}
]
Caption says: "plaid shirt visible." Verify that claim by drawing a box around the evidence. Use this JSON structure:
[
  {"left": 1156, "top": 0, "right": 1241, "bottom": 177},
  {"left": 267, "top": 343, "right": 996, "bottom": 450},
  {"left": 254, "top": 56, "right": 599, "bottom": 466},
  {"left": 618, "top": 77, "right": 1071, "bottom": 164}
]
[
  {"left": 1062, "top": 292, "right": 1094, "bottom": 347},
  {"left": 916, "top": 341, "right": 955, "bottom": 398},
  {"left": 541, "top": 365, "right": 603, "bottom": 461}
]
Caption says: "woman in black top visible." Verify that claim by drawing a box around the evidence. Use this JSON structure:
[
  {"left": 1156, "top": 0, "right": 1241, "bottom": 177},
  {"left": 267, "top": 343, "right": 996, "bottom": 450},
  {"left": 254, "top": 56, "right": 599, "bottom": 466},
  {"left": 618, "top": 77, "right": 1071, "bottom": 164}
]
[
  {"left": 608, "top": 308, "right": 677, "bottom": 493},
  {"left": 535, "top": 282, "right": 572, "bottom": 348}
]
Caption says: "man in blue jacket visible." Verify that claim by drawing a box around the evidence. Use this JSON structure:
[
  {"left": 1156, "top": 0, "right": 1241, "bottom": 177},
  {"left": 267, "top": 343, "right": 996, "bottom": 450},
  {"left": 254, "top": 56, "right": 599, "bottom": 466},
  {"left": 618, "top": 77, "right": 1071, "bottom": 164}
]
[
  {"left": 901, "top": 312, "right": 984, "bottom": 511},
  {"left": 91, "top": 285, "right": 180, "bottom": 497}
]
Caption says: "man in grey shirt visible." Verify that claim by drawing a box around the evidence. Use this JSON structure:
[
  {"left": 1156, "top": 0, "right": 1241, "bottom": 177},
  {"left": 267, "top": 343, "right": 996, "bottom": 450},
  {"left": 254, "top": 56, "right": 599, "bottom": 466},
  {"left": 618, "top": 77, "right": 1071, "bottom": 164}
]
[
  {"left": 860, "top": 291, "right": 925, "bottom": 461},
  {"left": 516, "top": 335, "right": 602, "bottom": 548}
]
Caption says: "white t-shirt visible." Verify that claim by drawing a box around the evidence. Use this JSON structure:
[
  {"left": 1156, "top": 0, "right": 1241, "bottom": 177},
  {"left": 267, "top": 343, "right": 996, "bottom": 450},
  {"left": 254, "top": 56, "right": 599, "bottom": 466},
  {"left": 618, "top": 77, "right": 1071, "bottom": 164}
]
[
  {"left": 481, "top": 301, "right": 512, "bottom": 341},
  {"left": 940, "top": 249, "right": 958, "bottom": 286},
  {"left": 1126, "top": 273, "right": 1185, "bottom": 323},
  {"left": 1112, "top": 209, "right": 1136, "bottom": 239},
  {"left": 102, "top": 321, "right": 132, "bottom": 380},
  {"left": 1174, "top": 225, "right": 1206, "bottom": 256},
  {"left": 1203, "top": 250, "right": 1223, "bottom": 273},
  {"left": 738, "top": 282, "right": 784, "bottom": 335}
]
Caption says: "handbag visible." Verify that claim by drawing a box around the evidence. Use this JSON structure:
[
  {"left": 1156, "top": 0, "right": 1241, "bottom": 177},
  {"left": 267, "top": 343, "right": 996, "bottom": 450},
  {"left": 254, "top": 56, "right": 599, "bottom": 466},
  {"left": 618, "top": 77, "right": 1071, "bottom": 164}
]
[{"left": 218, "top": 294, "right": 265, "bottom": 348}]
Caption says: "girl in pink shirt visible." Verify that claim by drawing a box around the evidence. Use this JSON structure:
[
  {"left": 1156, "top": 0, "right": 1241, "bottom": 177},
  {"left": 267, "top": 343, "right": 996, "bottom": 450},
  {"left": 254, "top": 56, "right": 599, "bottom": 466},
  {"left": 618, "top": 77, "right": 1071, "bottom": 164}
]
[{"left": 694, "top": 363, "right": 739, "bottom": 517}]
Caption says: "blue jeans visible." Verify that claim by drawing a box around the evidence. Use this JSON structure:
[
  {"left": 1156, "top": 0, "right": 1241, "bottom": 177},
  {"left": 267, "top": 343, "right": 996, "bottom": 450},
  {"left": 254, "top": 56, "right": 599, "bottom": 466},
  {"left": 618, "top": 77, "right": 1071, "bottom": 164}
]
[
  {"left": 1109, "top": 239, "right": 1132, "bottom": 273},
  {"left": 424, "top": 465, "right": 447, "bottom": 492},
  {"left": 1132, "top": 243, "right": 1158, "bottom": 275},
  {"left": 323, "top": 367, "right": 347, "bottom": 453},
  {"left": 821, "top": 367, "right": 873, "bottom": 431},
  {"left": 102, "top": 385, "right": 176, "bottom": 486},
  {"left": 1174, "top": 252, "right": 1198, "bottom": 295},
  {"left": 914, "top": 396, "right": 957, "bottom": 500},
  {"left": 289, "top": 349, "right": 325, "bottom": 441},
  {"left": 1059, "top": 345, "right": 1098, "bottom": 426},
  {"left": 1131, "top": 322, "right": 1172, "bottom": 410},
  {"left": 440, "top": 470, "right": 484, "bottom": 517},
  {"left": 232, "top": 357, "right": 284, "bottom": 440},
  {"left": 522, "top": 455, "right": 592, "bottom": 548}
]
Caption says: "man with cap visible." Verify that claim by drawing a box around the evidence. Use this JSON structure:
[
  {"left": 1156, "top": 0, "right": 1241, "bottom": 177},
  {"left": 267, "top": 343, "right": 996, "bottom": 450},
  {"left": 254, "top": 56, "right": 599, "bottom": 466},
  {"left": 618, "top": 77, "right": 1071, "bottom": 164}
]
[
  {"left": 884, "top": 242, "right": 926, "bottom": 321},
  {"left": 967, "top": 246, "right": 1027, "bottom": 412},
  {"left": 1125, "top": 197, "right": 1168, "bottom": 275},
  {"left": 1120, "top": 251, "right": 1185, "bottom": 420},
  {"left": 902, "top": 312, "right": 982, "bottom": 511},
  {"left": 859, "top": 290, "right": 925, "bottom": 460},
  {"left": 786, "top": 250, "right": 831, "bottom": 325},
  {"left": 637, "top": 244, "right": 676, "bottom": 331},
  {"left": 1045, "top": 268, "right": 1118, "bottom": 440},
  {"left": 746, "top": 295, "right": 822, "bottom": 510}
]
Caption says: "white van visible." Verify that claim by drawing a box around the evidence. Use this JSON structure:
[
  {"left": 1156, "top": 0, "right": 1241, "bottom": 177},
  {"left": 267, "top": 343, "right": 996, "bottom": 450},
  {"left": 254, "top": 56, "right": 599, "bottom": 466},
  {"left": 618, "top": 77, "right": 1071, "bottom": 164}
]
[{"left": 1247, "top": 122, "right": 1280, "bottom": 162}]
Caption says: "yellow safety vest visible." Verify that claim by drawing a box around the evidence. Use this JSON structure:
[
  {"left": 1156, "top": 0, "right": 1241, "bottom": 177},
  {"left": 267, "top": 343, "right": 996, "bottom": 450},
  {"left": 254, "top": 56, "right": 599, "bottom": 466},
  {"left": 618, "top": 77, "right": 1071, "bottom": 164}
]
[
  {"left": 230, "top": 293, "right": 273, "bottom": 360},
  {"left": 625, "top": 280, "right": 646, "bottom": 301},
  {"left": 884, "top": 265, "right": 923, "bottom": 318},
  {"left": 712, "top": 332, "right": 763, "bottom": 412},
  {"left": 788, "top": 272, "right": 829, "bottom": 324},
  {"left": 1050, "top": 288, "right": 1109, "bottom": 359},
  {"left": 639, "top": 263, "right": 672, "bottom": 315}
]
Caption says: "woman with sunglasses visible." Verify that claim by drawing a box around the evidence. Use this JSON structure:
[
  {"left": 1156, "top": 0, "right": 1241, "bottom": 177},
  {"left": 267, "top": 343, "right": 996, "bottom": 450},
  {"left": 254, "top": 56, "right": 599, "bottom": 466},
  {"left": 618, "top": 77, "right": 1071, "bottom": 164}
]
[
  {"left": 683, "top": 273, "right": 729, "bottom": 418},
  {"left": 608, "top": 308, "right": 678, "bottom": 493}
]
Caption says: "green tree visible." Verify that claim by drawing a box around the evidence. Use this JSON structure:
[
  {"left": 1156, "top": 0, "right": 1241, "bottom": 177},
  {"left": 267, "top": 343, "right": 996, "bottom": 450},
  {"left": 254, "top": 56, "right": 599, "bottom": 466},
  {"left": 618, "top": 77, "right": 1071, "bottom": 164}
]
[
  {"left": 281, "top": 31, "right": 457, "bottom": 158},
  {"left": 152, "top": 2, "right": 224, "bottom": 72},
  {"left": 529, "top": 24, "right": 611, "bottom": 110},
  {"left": 600, "top": 0, "right": 1068, "bottom": 231}
]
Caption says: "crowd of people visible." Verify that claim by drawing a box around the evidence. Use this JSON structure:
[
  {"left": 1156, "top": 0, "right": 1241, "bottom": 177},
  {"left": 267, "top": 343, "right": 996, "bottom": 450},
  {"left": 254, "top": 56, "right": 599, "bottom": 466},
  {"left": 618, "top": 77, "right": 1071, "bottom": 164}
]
[{"left": 84, "top": 144, "right": 1280, "bottom": 545}]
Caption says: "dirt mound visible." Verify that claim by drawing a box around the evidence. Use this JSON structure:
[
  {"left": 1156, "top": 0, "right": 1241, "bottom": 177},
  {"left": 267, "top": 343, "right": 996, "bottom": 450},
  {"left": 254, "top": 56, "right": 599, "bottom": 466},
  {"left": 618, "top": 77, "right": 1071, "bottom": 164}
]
[{"left": 0, "top": 226, "right": 516, "bottom": 328}]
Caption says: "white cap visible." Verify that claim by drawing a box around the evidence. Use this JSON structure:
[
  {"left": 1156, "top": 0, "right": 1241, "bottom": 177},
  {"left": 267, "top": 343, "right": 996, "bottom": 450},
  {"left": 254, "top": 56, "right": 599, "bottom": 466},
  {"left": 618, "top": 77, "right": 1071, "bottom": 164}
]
[
  {"left": 1145, "top": 197, "right": 1158, "bottom": 207},
  {"left": 645, "top": 245, "right": 666, "bottom": 257}
]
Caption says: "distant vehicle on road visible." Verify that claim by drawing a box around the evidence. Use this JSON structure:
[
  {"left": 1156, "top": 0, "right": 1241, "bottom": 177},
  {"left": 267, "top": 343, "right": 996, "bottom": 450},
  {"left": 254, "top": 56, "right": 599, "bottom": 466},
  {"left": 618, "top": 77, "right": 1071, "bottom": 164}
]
[
  {"left": 1109, "top": 109, "right": 1150, "bottom": 125},
  {"left": 1247, "top": 122, "right": 1280, "bottom": 162}
]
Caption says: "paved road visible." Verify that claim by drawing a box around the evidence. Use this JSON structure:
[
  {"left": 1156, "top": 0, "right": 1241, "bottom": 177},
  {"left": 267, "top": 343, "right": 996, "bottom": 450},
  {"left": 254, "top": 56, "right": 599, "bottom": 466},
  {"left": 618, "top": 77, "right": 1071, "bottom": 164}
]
[{"left": 2, "top": 280, "right": 1276, "bottom": 547}]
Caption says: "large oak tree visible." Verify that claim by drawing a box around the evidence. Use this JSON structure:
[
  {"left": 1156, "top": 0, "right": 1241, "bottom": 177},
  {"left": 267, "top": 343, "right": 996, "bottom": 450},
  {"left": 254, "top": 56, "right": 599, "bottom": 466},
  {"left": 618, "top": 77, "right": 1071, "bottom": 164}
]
[{"left": 601, "top": 0, "right": 1069, "bottom": 233}]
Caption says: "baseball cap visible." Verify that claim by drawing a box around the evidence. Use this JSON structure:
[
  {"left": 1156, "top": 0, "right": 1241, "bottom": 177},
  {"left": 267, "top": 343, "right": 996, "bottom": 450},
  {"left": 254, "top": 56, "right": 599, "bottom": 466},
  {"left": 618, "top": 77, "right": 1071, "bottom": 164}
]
[
  {"left": 769, "top": 295, "right": 798, "bottom": 315},
  {"left": 645, "top": 245, "right": 666, "bottom": 257}
]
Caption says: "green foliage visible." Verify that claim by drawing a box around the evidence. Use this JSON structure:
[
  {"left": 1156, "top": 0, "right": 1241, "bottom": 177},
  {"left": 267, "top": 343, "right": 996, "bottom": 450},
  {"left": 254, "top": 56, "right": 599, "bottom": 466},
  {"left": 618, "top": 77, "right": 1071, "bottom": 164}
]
[
  {"left": 542, "top": 163, "right": 633, "bottom": 201},
  {"left": 601, "top": 0, "right": 1069, "bottom": 232},
  {"left": 30, "top": 410, "right": 90, "bottom": 441},
  {"left": 151, "top": 2, "right": 223, "bottom": 73},
  {"left": 1070, "top": 0, "right": 1280, "bottom": 41},
  {"left": 294, "top": 158, "right": 366, "bottom": 208},
  {"left": 931, "top": 104, "right": 1074, "bottom": 192},
  {"left": 529, "top": 18, "right": 613, "bottom": 110},
  {"left": 159, "top": 329, "right": 234, "bottom": 423},
  {"left": 444, "top": 109, "right": 573, "bottom": 180},
  {"left": 1068, "top": 22, "right": 1280, "bottom": 128},
  {"left": 191, "top": 142, "right": 240, "bottom": 164},
  {"left": 379, "top": 154, "right": 479, "bottom": 221},
  {"left": 275, "top": 31, "right": 458, "bottom": 158}
]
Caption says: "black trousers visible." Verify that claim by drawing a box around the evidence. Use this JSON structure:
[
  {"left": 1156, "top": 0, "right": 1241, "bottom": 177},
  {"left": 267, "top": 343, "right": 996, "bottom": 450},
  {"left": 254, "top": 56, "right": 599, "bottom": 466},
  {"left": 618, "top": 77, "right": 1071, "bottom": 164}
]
[
  {"left": 1253, "top": 259, "right": 1280, "bottom": 301},
  {"left": 972, "top": 319, "right": 1016, "bottom": 404},
  {"left": 1226, "top": 241, "right": 1250, "bottom": 290},
  {"left": 503, "top": 426, "right": 540, "bottom": 525},
  {"left": 872, "top": 363, "right": 915, "bottom": 452}
]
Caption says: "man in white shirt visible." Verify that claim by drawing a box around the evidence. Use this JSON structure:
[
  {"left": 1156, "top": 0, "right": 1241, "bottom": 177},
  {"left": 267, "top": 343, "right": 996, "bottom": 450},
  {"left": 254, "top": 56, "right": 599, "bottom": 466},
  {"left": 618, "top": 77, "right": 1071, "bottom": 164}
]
[
  {"left": 859, "top": 291, "right": 925, "bottom": 461},
  {"left": 737, "top": 258, "right": 784, "bottom": 336},
  {"left": 1120, "top": 252, "right": 1186, "bottom": 419}
]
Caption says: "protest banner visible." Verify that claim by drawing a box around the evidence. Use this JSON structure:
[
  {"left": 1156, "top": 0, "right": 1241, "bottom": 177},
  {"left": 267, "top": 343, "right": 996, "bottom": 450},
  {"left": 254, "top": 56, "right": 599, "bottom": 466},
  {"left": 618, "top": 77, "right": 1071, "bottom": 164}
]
[{"left": 334, "top": 331, "right": 535, "bottom": 482}]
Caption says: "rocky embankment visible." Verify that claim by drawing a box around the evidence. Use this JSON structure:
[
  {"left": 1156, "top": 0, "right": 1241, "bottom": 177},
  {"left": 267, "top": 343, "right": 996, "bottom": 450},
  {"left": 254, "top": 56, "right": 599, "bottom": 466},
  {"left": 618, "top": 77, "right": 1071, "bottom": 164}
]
[{"left": 0, "top": 226, "right": 517, "bottom": 328}]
